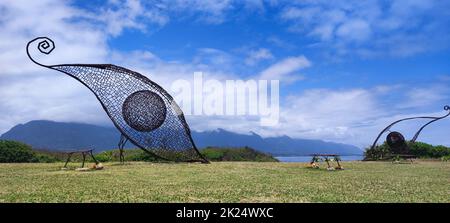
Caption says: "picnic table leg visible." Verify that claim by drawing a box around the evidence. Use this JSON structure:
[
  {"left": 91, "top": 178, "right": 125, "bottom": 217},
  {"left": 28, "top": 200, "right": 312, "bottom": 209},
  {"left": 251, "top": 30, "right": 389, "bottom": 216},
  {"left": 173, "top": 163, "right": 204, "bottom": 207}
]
[
  {"left": 64, "top": 153, "right": 72, "bottom": 168},
  {"left": 81, "top": 152, "right": 86, "bottom": 168},
  {"left": 336, "top": 159, "right": 341, "bottom": 168},
  {"left": 325, "top": 156, "right": 331, "bottom": 168},
  {"left": 89, "top": 150, "right": 99, "bottom": 164},
  {"left": 310, "top": 155, "right": 316, "bottom": 164}
]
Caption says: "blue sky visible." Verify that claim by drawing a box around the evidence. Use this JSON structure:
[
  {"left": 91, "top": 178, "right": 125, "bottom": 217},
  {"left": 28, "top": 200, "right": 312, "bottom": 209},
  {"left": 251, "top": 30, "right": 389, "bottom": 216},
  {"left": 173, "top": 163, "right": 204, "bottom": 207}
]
[
  {"left": 80, "top": 0, "right": 450, "bottom": 93},
  {"left": 1, "top": 0, "right": 450, "bottom": 147}
]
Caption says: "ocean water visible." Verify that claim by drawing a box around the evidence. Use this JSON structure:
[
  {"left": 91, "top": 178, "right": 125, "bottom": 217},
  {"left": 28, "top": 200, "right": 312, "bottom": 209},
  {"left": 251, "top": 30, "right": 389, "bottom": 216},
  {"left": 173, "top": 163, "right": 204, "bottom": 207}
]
[{"left": 275, "top": 155, "right": 364, "bottom": 163}]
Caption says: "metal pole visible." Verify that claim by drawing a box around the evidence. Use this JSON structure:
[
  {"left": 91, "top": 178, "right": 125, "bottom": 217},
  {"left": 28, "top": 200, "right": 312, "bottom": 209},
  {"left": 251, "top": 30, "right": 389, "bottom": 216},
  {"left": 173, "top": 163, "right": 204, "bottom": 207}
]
[
  {"left": 89, "top": 150, "right": 99, "bottom": 164},
  {"left": 64, "top": 153, "right": 72, "bottom": 168},
  {"left": 81, "top": 152, "right": 86, "bottom": 168}
]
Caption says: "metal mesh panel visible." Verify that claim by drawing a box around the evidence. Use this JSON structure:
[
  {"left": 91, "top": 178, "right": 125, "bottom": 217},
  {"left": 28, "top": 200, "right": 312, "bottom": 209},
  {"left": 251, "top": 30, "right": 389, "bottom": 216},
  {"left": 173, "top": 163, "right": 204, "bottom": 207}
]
[
  {"left": 27, "top": 37, "right": 208, "bottom": 163},
  {"left": 122, "top": 90, "right": 167, "bottom": 132}
]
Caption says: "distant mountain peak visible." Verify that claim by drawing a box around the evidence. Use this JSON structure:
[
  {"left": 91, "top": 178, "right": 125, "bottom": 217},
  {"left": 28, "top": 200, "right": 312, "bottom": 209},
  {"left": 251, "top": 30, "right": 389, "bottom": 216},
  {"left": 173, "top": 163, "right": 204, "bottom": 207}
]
[{"left": 278, "top": 135, "right": 292, "bottom": 140}]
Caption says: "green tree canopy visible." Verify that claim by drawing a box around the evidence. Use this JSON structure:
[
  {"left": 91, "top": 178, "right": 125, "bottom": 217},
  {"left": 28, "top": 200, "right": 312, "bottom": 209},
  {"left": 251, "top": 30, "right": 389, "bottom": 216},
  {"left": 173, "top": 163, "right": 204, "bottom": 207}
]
[
  {"left": 364, "top": 141, "right": 450, "bottom": 160},
  {"left": 0, "top": 140, "right": 35, "bottom": 163}
]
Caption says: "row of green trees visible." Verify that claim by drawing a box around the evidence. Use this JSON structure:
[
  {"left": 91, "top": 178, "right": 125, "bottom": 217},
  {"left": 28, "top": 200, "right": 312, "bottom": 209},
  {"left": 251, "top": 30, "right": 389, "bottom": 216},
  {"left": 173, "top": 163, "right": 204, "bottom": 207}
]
[
  {"left": 364, "top": 141, "right": 450, "bottom": 160},
  {"left": 3, "top": 139, "right": 448, "bottom": 163},
  {"left": 0, "top": 140, "right": 179, "bottom": 163},
  {"left": 0, "top": 140, "right": 278, "bottom": 163}
]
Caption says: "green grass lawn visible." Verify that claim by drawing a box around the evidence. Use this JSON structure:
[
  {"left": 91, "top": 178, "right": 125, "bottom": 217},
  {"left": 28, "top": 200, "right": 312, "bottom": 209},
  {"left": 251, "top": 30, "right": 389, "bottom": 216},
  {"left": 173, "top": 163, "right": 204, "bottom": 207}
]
[{"left": 0, "top": 161, "right": 448, "bottom": 202}]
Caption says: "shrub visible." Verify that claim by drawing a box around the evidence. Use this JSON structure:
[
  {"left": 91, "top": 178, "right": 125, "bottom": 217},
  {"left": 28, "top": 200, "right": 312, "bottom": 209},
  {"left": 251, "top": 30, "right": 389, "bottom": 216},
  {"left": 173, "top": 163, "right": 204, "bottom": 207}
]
[
  {"left": 363, "top": 142, "right": 391, "bottom": 160},
  {"left": 94, "top": 149, "right": 161, "bottom": 162},
  {"left": 126, "top": 149, "right": 159, "bottom": 162},
  {"left": 0, "top": 140, "right": 35, "bottom": 163},
  {"left": 364, "top": 141, "right": 450, "bottom": 160},
  {"left": 95, "top": 150, "right": 114, "bottom": 162},
  {"left": 201, "top": 148, "right": 224, "bottom": 160},
  {"left": 32, "top": 153, "right": 60, "bottom": 163},
  {"left": 201, "top": 146, "right": 278, "bottom": 162}
]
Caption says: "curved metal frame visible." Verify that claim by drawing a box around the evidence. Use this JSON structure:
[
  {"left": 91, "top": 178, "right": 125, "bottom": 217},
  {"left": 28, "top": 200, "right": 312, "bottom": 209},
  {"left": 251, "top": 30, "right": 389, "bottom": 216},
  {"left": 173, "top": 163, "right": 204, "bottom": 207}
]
[
  {"left": 27, "top": 37, "right": 209, "bottom": 163},
  {"left": 370, "top": 105, "right": 450, "bottom": 150}
]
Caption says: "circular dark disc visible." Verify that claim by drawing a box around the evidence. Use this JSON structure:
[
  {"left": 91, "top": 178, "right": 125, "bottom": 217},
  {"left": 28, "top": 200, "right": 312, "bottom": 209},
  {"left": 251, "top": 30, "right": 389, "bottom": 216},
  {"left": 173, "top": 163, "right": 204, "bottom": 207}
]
[
  {"left": 122, "top": 90, "right": 167, "bottom": 132},
  {"left": 386, "top": 131, "right": 406, "bottom": 151}
]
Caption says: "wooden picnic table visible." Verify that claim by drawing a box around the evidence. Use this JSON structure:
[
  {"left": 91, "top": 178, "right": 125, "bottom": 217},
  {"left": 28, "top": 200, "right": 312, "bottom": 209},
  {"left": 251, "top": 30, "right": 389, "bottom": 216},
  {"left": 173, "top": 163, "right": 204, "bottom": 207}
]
[
  {"left": 63, "top": 149, "right": 99, "bottom": 168},
  {"left": 309, "top": 154, "right": 343, "bottom": 170}
]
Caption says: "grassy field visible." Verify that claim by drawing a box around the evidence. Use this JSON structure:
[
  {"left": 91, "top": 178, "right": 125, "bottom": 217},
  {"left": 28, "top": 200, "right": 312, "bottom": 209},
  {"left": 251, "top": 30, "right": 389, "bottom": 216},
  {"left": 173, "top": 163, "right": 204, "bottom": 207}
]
[{"left": 0, "top": 161, "right": 448, "bottom": 203}]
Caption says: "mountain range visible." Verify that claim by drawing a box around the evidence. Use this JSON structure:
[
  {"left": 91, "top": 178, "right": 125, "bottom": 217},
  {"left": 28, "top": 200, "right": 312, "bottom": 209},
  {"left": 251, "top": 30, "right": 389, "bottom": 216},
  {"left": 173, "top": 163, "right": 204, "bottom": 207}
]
[{"left": 0, "top": 120, "right": 363, "bottom": 156}]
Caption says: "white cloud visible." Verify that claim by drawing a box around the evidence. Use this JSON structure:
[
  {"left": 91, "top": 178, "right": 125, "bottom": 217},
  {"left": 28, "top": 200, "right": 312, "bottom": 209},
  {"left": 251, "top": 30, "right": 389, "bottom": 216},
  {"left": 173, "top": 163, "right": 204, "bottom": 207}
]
[
  {"left": 0, "top": 75, "right": 110, "bottom": 126},
  {"left": 336, "top": 19, "right": 371, "bottom": 42},
  {"left": 280, "top": 0, "right": 450, "bottom": 57},
  {"left": 0, "top": 1, "right": 108, "bottom": 75},
  {"left": 260, "top": 87, "right": 450, "bottom": 147},
  {"left": 279, "top": 89, "right": 382, "bottom": 139},
  {"left": 245, "top": 48, "right": 273, "bottom": 65},
  {"left": 399, "top": 86, "right": 449, "bottom": 109},
  {"left": 91, "top": 0, "right": 169, "bottom": 36},
  {"left": 281, "top": 6, "right": 321, "bottom": 21},
  {"left": 258, "top": 56, "right": 311, "bottom": 82},
  {"left": 0, "top": 0, "right": 112, "bottom": 134},
  {"left": 193, "top": 48, "right": 236, "bottom": 72},
  {"left": 166, "top": 0, "right": 233, "bottom": 24}
]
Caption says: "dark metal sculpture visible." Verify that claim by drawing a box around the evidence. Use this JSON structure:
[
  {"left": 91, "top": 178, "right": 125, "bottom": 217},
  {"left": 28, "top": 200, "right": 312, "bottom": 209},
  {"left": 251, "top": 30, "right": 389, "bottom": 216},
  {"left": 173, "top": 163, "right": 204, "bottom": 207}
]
[
  {"left": 385, "top": 131, "right": 407, "bottom": 154},
  {"left": 27, "top": 37, "right": 209, "bottom": 163},
  {"left": 370, "top": 105, "right": 450, "bottom": 152}
]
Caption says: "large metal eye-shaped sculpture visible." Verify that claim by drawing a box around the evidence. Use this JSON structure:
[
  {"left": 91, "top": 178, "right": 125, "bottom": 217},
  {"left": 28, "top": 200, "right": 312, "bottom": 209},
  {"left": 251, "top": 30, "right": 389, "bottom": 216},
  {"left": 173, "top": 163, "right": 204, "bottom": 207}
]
[
  {"left": 371, "top": 106, "right": 450, "bottom": 153},
  {"left": 27, "top": 37, "right": 209, "bottom": 163}
]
